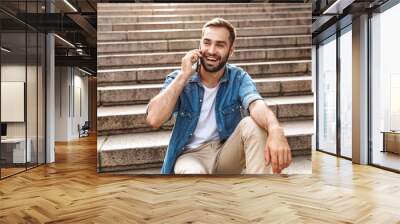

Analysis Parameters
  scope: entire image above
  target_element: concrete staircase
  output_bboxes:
[97,3,313,173]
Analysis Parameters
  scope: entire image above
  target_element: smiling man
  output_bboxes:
[146,18,292,175]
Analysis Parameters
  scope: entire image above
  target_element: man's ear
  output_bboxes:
[229,45,235,57]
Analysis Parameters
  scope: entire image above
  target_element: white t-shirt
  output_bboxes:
[185,83,220,149]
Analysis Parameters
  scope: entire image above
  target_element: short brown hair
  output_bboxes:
[202,18,236,46]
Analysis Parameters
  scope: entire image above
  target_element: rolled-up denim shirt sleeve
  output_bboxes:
[239,72,263,111]
[145,72,180,117]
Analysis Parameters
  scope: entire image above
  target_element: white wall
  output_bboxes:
[1,63,46,164]
[55,67,89,141]
[75,73,88,132]
[55,66,69,141]
[1,65,29,138]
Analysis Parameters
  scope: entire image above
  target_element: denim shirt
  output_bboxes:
[158,64,263,174]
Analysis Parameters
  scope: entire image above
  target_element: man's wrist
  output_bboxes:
[176,72,191,85]
[267,124,284,135]
[178,71,192,79]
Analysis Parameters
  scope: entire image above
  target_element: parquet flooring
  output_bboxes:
[0,135,399,223]
[1,167,26,178]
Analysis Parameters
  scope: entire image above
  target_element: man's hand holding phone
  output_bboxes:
[181,49,202,80]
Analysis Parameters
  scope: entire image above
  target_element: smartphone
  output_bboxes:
[192,59,200,73]
[191,45,202,73]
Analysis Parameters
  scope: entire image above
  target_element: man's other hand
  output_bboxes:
[264,126,292,174]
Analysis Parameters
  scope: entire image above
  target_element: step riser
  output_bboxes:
[98,18,311,32]
[98,116,173,136]
[100,146,166,169]
[98,6,312,16]
[99,135,312,170]
[98,12,311,24]
[97,103,313,136]
[98,48,311,68]
[98,3,311,10]
[98,35,311,54]
[98,26,310,42]
[98,116,174,136]
[97,79,312,106]
[98,62,311,85]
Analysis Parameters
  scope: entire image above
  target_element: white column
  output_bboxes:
[352,14,369,164]
[46,0,55,163]
[46,33,55,163]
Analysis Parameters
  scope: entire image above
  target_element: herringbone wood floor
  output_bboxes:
[0,135,399,223]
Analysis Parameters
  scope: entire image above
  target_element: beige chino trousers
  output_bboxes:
[174,117,272,174]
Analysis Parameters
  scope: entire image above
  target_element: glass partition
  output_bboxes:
[0,0,46,179]
[1,17,28,177]
[26,0,41,170]
[38,32,45,165]
[27,30,38,169]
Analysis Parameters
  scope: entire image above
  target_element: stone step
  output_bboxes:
[112,154,312,175]
[98,25,310,42]
[98,11,311,24]
[97,60,311,85]
[98,17,311,32]
[97,3,311,11]
[98,46,311,68]
[97,5,311,17]
[98,35,311,54]
[97,95,314,136]
[97,75,312,106]
[97,120,313,172]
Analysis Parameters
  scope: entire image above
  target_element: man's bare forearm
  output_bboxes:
[249,100,282,134]
[249,99,291,174]
[146,72,189,128]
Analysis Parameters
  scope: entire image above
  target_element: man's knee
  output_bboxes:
[174,156,208,174]
[239,116,266,138]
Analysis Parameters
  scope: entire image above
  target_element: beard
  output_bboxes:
[200,51,230,73]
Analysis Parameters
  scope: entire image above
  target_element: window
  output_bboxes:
[370,3,400,171]
[317,35,337,154]
[339,27,352,158]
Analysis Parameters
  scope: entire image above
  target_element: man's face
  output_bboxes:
[200,26,234,73]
